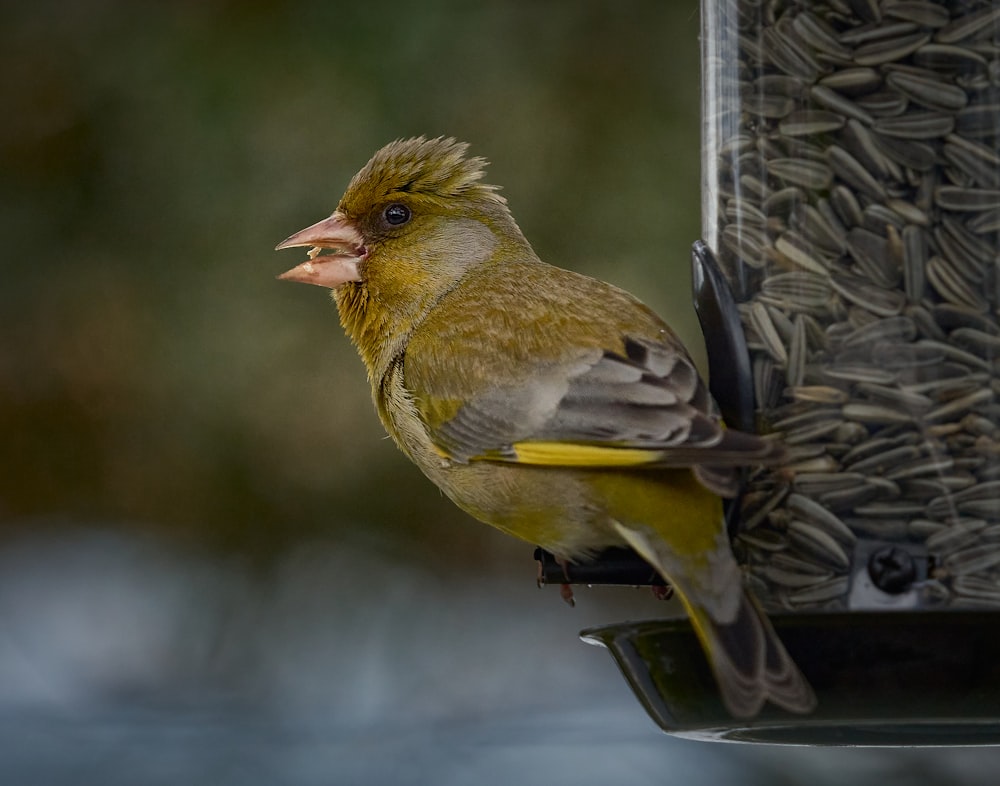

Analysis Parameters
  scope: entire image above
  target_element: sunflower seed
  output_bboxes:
[967,209,1000,234]
[887,199,931,227]
[935,186,1000,211]
[818,66,882,95]
[787,493,857,545]
[951,329,1000,360]
[952,576,1000,604]
[737,528,787,553]
[809,85,875,124]
[863,203,908,234]
[841,402,916,424]
[788,520,852,569]
[772,405,842,432]
[940,217,996,268]
[760,270,833,308]
[926,256,991,312]
[924,388,995,423]
[786,316,808,388]
[853,32,930,66]
[905,304,946,341]
[774,231,833,275]
[830,271,906,316]
[856,90,910,117]
[788,576,851,604]
[847,227,902,287]
[755,74,807,98]
[841,21,915,46]
[901,227,928,302]
[913,42,989,71]
[874,111,956,138]
[955,104,1000,138]
[945,132,1000,166]
[793,471,866,495]
[762,25,823,81]
[789,385,851,404]
[873,134,938,171]
[927,519,988,553]
[946,480,1000,504]
[742,485,790,530]
[934,6,1000,45]
[797,204,849,254]
[762,564,835,588]
[723,223,769,269]
[883,2,951,28]
[855,382,934,412]
[763,186,806,216]
[783,418,846,444]
[943,144,1000,189]
[933,304,999,334]
[794,10,852,56]
[826,145,888,200]
[768,157,836,190]
[749,93,798,119]
[958,499,1000,519]
[843,313,917,346]
[886,70,969,113]
[830,184,865,227]
[909,517,947,537]
[823,364,897,384]
[814,483,878,512]
[942,542,1000,575]
[779,110,847,137]
[739,173,771,200]
[772,550,839,576]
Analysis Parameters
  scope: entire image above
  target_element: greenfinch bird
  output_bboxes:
[276,137,815,718]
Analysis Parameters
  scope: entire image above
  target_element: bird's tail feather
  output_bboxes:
[681,590,816,718]
[612,521,815,718]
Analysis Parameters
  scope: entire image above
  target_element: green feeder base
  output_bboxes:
[582,611,1000,746]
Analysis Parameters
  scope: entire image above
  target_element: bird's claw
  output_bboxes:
[651,584,674,601]
[560,583,576,607]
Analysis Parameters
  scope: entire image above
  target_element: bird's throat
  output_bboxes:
[335,282,412,383]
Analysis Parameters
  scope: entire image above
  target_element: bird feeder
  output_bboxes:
[558,0,1000,744]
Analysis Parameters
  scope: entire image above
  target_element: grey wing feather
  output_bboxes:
[431,336,780,482]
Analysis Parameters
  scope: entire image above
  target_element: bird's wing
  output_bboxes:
[414,335,778,495]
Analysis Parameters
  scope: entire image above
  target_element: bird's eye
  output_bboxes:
[384,203,411,226]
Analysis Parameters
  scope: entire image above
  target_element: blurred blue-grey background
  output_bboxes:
[2,1,1000,782]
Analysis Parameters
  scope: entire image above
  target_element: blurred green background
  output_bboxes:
[6,3,1000,782]
[0,0,703,566]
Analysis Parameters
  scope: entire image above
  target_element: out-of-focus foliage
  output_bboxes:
[5,5,1000,782]
[0,0,702,564]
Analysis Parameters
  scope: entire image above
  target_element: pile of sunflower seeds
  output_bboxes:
[706,0,1000,610]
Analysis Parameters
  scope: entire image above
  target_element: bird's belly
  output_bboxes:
[430,460,626,559]
[427,459,726,566]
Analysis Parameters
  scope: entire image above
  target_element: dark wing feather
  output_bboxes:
[426,335,781,496]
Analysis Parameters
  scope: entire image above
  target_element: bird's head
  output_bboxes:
[276,137,526,301]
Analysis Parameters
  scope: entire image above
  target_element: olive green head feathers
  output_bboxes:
[340,136,506,217]
[275,136,528,295]
[275,137,534,370]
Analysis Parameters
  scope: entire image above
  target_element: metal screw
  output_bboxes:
[868,545,916,594]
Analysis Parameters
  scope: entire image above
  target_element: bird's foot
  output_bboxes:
[559,582,576,607]
[555,555,576,607]
[651,583,674,601]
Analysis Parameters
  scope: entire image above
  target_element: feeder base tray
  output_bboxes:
[582,611,1000,746]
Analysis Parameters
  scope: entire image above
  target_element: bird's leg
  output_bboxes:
[555,556,576,607]
[651,583,674,601]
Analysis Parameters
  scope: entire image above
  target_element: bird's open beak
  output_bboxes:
[275,211,367,289]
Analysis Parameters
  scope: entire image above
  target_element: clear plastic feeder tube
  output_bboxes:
[701,0,1000,612]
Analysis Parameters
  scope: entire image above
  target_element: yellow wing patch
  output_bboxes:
[500,441,664,467]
